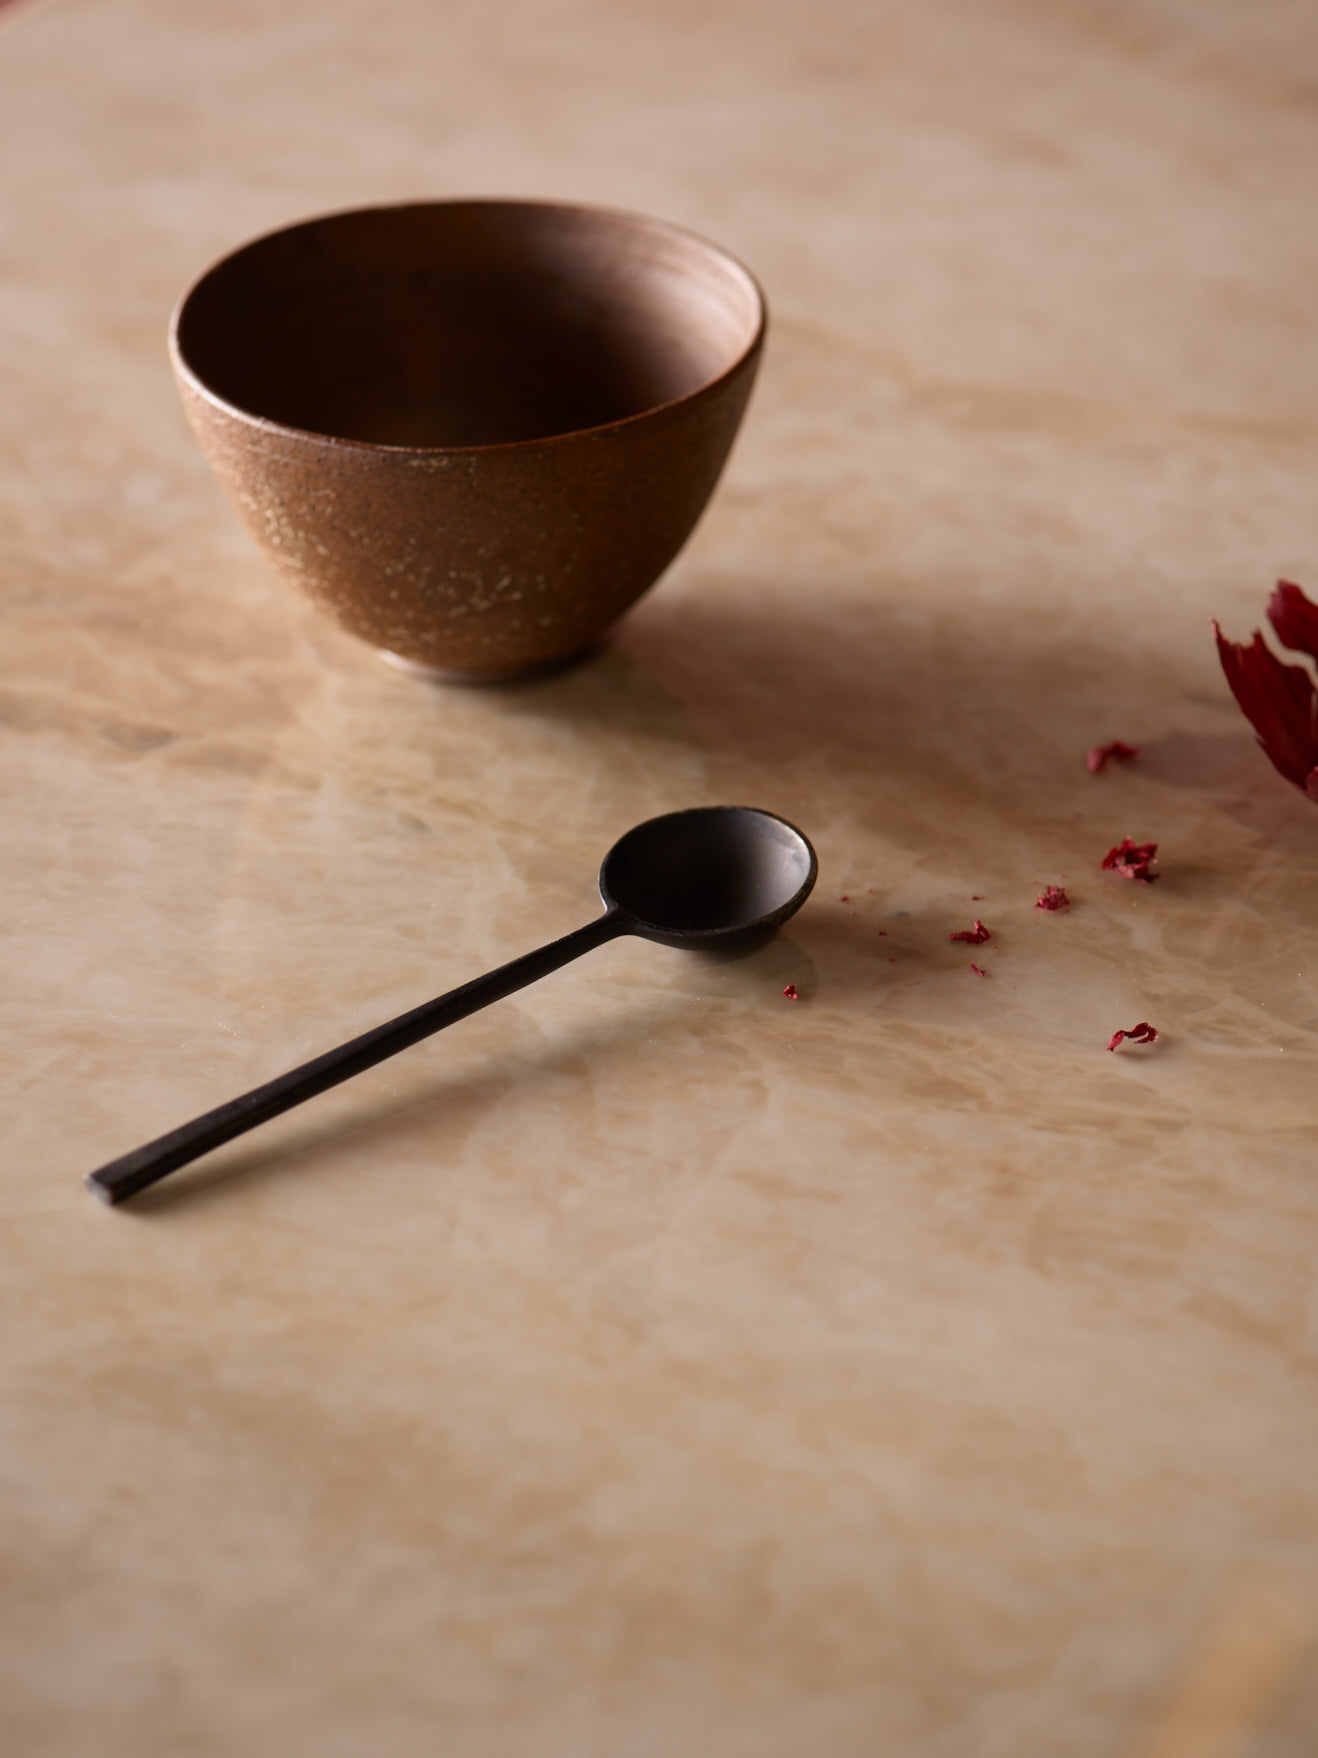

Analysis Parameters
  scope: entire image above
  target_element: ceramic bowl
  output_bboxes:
[169,199,766,678]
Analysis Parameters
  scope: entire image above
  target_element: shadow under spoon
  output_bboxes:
[85,805,817,1206]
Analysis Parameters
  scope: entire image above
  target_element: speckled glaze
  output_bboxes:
[169,200,765,678]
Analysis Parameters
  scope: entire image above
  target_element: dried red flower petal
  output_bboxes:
[1215,582,1318,801]
[949,919,991,944]
[1035,884,1070,911]
[969,962,987,977]
[782,983,800,1001]
[1102,838,1159,882]
[1107,1021,1158,1051]
[1269,579,1318,665]
[1087,740,1140,774]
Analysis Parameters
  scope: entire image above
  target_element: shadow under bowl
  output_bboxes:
[170,199,766,678]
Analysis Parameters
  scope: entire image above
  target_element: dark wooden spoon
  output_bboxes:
[86,806,817,1205]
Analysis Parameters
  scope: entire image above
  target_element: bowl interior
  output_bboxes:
[173,201,763,449]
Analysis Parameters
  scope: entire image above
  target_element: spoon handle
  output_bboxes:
[86,911,625,1206]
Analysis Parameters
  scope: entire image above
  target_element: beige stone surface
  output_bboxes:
[3,0,1318,1752]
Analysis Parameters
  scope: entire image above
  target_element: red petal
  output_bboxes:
[1087,741,1140,774]
[949,919,991,944]
[1035,884,1070,911]
[782,983,800,1001]
[1268,580,1318,666]
[1108,1021,1158,1051]
[1101,839,1159,882]
[1214,621,1318,794]
[969,962,987,976]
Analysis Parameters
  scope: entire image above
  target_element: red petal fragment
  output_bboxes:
[1107,1021,1159,1051]
[969,962,987,977]
[949,919,991,944]
[840,894,850,902]
[782,983,800,1001]
[1268,580,1318,666]
[1087,740,1140,774]
[1214,620,1318,795]
[1036,884,1070,911]
[1101,837,1159,882]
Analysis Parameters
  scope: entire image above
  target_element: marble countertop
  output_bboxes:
[3,0,1317,1751]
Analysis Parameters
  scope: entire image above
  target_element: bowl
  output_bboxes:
[169,199,766,678]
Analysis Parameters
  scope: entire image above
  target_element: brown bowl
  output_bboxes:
[169,199,766,679]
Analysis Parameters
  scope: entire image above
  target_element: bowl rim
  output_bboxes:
[168,195,768,457]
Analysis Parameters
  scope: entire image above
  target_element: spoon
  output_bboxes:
[85,806,817,1206]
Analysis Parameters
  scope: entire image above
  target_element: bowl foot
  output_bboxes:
[378,640,604,686]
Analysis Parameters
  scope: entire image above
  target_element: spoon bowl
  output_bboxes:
[86,807,817,1205]
[601,805,816,945]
